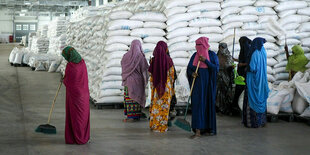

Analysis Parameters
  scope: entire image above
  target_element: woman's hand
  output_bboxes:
[199,56,206,62]
[192,72,199,78]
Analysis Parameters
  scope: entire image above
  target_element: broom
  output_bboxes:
[35,81,62,134]
[174,61,201,132]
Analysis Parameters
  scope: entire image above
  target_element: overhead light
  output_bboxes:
[20,13,25,16]
[21,9,28,12]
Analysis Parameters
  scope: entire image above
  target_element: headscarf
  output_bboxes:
[239,36,252,64]
[218,42,233,65]
[247,37,266,72]
[286,45,309,72]
[148,41,174,98]
[121,40,149,106]
[62,46,82,63]
[246,37,269,113]
[121,40,148,82]
[193,37,210,68]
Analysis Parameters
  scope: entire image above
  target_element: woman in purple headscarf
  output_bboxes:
[121,40,149,122]
[148,41,176,132]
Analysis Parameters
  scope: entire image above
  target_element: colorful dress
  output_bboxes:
[149,67,175,132]
[124,86,142,119]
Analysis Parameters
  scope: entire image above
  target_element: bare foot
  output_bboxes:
[190,134,201,139]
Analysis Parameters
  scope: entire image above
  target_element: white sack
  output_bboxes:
[187,2,221,12]
[164,0,201,9]
[221,7,242,19]
[200,27,223,34]
[275,1,308,12]
[108,20,143,30]
[254,1,278,7]
[173,58,190,67]
[222,15,258,24]
[240,6,276,15]
[96,96,123,103]
[298,22,310,32]
[221,0,255,8]
[104,43,129,52]
[199,11,221,19]
[100,89,123,98]
[188,34,224,43]
[222,22,243,31]
[130,12,167,22]
[278,15,310,26]
[143,37,167,44]
[166,27,199,39]
[130,28,166,37]
[105,36,142,45]
[267,58,278,66]
[101,81,122,89]
[167,22,189,32]
[167,36,189,46]
[103,67,122,76]
[164,7,188,17]
[107,30,131,37]
[189,18,221,27]
[297,7,310,16]
[167,12,201,26]
[143,22,167,29]
[109,11,133,20]
[292,91,308,114]
[170,42,195,52]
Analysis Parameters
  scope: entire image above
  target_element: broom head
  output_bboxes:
[174,118,191,132]
[35,124,56,134]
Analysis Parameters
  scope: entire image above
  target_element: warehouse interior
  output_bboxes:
[1,0,310,154]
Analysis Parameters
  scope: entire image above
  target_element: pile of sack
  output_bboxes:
[30,36,49,54]
[267,70,310,117]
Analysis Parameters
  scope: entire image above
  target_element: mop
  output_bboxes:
[35,81,62,134]
[174,61,201,132]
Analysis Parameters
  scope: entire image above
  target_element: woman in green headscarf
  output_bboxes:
[62,46,90,144]
[285,44,309,80]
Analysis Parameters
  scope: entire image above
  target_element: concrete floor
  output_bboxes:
[0,44,310,155]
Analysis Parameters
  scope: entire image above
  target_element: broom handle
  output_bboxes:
[232,27,236,59]
[184,61,201,119]
[47,81,62,124]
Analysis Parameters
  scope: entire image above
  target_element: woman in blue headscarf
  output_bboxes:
[243,37,269,128]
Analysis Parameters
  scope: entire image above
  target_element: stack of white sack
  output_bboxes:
[98,8,140,104]
[273,0,310,84]
[28,32,36,51]
[221,0,257,58]
[130,11,167,61]
[47,17,67,57]
[48,34,67,56]
[163,0,203,73]
[66,7,110,101]
[48,17,67,38]
[297,2,310,60]
[39,25,48,37]
[22,47,31,65]
[267,70,310,116]
[31,36,49,54]
[244,1,279,83]
[28,53,60,71]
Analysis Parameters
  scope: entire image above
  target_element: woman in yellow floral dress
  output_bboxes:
[148,41,175,132]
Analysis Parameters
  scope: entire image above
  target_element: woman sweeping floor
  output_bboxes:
[187,37,219,138]
[121,40,149,122]
[62,46,90,144]
[242,37,269,128]
[148,41,176,132]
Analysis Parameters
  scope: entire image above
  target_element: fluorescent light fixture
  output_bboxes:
[21,9,28,12]
[24,1,31,5]
[20,13,25,16]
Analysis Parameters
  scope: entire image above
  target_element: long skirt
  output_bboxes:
[124,86,141,119]
[216,69,234,114]
[242,88,267,128]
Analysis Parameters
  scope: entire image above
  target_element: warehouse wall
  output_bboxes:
[0,9,13,34]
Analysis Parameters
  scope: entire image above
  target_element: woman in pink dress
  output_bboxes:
[62,46,90,144]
